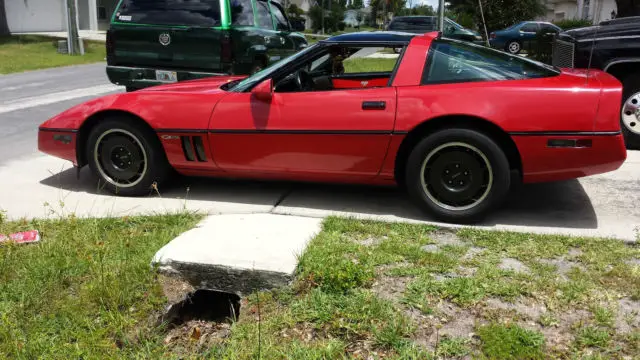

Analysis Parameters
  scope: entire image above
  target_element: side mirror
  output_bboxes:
[251,78,273,102]
[291,19,305,32]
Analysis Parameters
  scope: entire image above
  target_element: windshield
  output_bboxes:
[230,43,320,92]
[445,18,463,29]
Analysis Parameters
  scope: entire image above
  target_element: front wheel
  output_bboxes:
[404,129,511,223]
[620,72,640,150]
[86,119,171,196]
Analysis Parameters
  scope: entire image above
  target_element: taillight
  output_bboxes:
[221,34,232,63]
[490,33,496,39]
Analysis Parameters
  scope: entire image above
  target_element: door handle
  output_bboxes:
[362,101,386,110]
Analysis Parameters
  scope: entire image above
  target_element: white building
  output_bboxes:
[5,0,118,33]
[543,0,618,24]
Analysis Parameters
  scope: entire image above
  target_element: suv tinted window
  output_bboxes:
[256,0,273,29]
[422,39,558,84]
[231,0,254,26]
[270,2,289,31]
[116,0,221,27]
[388,17,436,31]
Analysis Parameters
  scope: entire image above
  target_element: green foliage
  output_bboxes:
[286,3,305,20]
[553,18,593,30]
[308,1,346,33]
[447,0,545,33]
[477,323,546,359]
[348,0,364,9]
[576,326,611,348]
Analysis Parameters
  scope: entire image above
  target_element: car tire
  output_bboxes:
[506,40,521,54]
[86,118,171,196]
[620,72,640,150]
[404,128,511,224]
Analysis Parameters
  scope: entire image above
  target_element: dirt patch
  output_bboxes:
[159,274,195,304]
[359,237,383,246]
[372,274,412,302]
[498,258,530,274]
[568,248,583,257]
[462,247,485,260]
[484,298,547,322]
[624,258,640,267]
[616,297,640,334]
[538,257,585,280]
[162,319,231,351]
[430,231,465,247]
[421,244,440,253]
[538,309,590,353]
[410,300,479,351]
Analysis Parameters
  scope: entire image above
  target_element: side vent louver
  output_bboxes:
[180,136,207,162]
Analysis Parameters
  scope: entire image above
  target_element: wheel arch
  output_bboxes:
[393,115,523,185]
[76,110,158,167]
[603,59,640,81]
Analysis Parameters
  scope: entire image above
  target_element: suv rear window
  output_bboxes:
[388,17,436,31]
[115,0,222,27]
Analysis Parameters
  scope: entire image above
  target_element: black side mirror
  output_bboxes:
[291,19,305,32]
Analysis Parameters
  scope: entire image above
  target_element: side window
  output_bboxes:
[342,47,399,74]
[270,2,290,31]
[421,40,558,85]
[256,0,273,29]
[230,0,254,26]
[115,0,221,27]
[520,22,539,32]
[540,23,560,33]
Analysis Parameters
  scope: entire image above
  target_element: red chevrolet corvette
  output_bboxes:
[38,31,627,223]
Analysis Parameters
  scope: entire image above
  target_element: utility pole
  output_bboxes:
[66,0,84,55]
[437,0,444,31]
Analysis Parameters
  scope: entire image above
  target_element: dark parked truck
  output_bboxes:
[106,0,307,92]
[552,16,640,149]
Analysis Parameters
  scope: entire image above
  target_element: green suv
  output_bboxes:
[106,0,307,91]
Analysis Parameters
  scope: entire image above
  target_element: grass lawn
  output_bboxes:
[0,35,106,74]
[1,214,638,359]
[343,57,398,73]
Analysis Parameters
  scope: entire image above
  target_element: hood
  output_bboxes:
[142,75,247,94]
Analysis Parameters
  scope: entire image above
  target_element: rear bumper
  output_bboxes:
[106,66,227,90]
[38,128,78,165]
[514,133,627,183]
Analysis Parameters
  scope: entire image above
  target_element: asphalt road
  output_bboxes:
[0,63,122,164]
[0,63,638,242]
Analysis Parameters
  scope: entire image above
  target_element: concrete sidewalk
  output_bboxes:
[15,30,107,42]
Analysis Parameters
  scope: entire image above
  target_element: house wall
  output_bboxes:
[5,0,66,32]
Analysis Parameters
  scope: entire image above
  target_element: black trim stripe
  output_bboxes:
[39,128,78,133]
[509,131,621,136]
[156,129,207,134]
[156,128,410,135]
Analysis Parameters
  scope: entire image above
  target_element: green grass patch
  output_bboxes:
[0,35,106,74]
[476,323,545,359]
[575,326,611,348]
[343,57,398,73]
[0,213,201,359]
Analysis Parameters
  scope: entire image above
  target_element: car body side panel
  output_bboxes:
[393,76,603,133]
[208,87,397,179]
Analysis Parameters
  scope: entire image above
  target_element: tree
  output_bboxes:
[615,0,640,17]
[348,0,364,9]
[1,0,11,36]
[448,0,545,33]
[287,3,305,20]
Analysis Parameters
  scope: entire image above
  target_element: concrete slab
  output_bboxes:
[0,155,288,220]
[152,213,323,295]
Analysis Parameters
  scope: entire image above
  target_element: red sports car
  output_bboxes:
[38,31,627,223]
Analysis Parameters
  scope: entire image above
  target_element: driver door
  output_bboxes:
[209,86,396,180]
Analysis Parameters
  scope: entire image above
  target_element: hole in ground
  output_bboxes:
[161,289,241,328]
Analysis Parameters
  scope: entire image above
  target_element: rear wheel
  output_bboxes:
[506,40,521,54]
[620,72,640,150]
[404,128,511,223]
[86,118,171,196]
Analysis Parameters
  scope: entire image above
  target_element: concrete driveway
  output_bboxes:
[0,151,638,242]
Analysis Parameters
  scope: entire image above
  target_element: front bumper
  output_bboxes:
[514,133,627,183]
[38,128,78,165]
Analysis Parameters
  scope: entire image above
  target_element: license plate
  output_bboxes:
[155,70,177,82]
